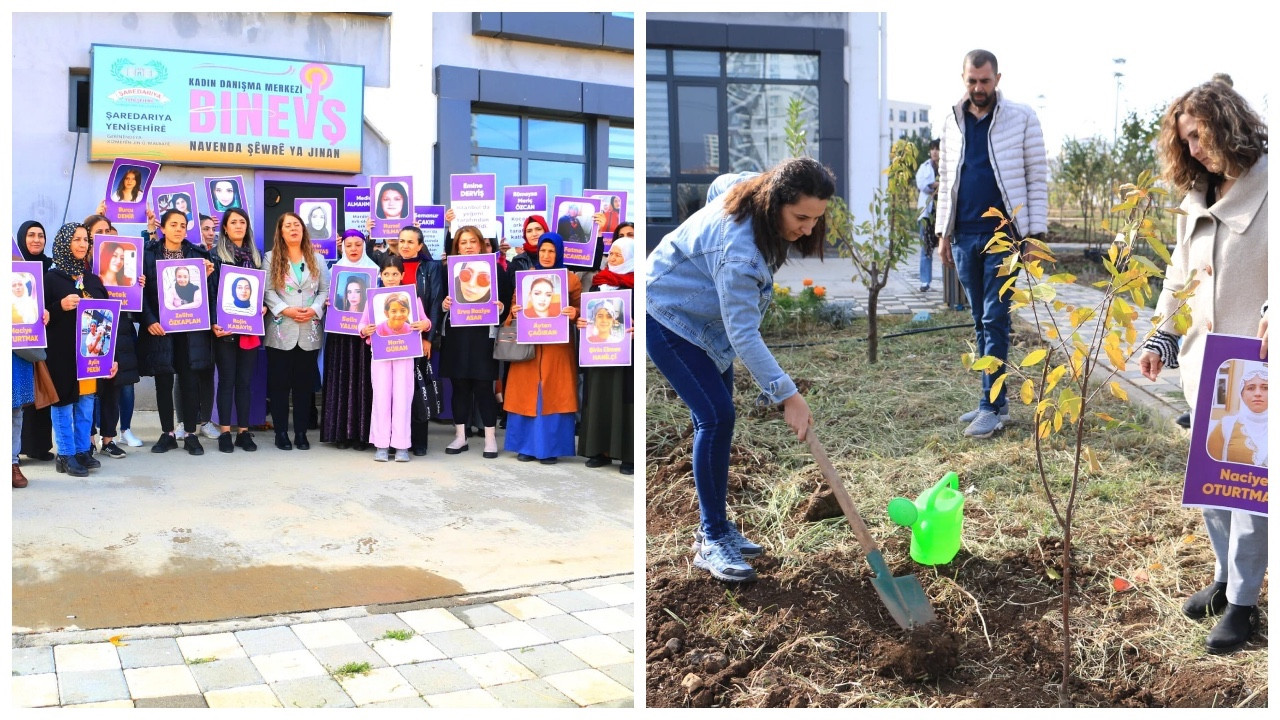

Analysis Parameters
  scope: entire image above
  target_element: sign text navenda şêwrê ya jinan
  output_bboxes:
[89,44,364,173]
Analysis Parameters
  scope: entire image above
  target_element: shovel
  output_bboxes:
[806,430,936,630]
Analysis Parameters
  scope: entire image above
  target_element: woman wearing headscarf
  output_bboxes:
[503,232,581,464]
[138,209,216,456]
[44,223,115,477]
[209,207,262,453]
[577,225,635,474]
[17,220,55,463]
[321,229,378,450]
[1139,79,1268,654]
[439,225,512,458]
[1208,363,1267,467]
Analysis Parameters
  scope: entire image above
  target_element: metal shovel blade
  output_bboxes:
[866,549,936,630]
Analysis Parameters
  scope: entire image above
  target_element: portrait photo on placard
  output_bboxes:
[584,297,626,344]
[163,264,204,310]
[373,181,410,220]
[208,177,244,213]
[334,271,372,314]
[300,201,335,241]
[12,271,40,325]
[372,290,416,337]
[1206,359,1268,469]
[96,238,140,288]
[110,165,149,203]
[452,258,495,305]
[521,273,562,319]
[220,272,261,317]
[79,307,115,358]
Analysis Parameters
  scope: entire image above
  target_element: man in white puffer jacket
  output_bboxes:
[937,49,1047,439]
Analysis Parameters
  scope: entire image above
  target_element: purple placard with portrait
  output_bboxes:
[94,236,145,312]
[366,286,424,362]
[578,290,632,367]
[515,268,569,344]
[502,184,548,252]
[415,205,448,259]
[204,175,247,225]
[157,258,211,333]
[103,158,161,225]
[295,198,339,260]
[369,175,414,239]
[11,261,47,349]
[326,266,378,336]
[447,254,500,327]
[344,187,371,236]
[151,182,202,245]
[13,236,26,260]
[1183,333,1268,516]
[551,195,602,268]
[76,298,122,380]
[450,174,499,240]
[583,189,629,234]
[215,267,266,337]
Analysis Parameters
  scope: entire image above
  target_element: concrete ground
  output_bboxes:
[13,413,635,635]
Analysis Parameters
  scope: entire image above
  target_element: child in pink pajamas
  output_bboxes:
[361,255,431,462]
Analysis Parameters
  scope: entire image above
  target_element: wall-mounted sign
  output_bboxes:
[90,44,364,172]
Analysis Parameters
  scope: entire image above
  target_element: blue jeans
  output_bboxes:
[952,231,1013,412]
[119,382,135,431]
[51,394,96,457]
[647,319,736,544]
[918,218,934,288]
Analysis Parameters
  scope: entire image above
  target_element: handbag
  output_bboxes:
[411,357,442,423]
[33,360,59,409]
[493,325,534,362]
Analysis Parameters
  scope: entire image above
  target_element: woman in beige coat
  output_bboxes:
[264,212,330,451]
[1139,79,1267,655]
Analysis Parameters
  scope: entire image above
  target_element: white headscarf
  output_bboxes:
[334,230,379,270]
[596,236,635,291]
[1233,361,1268,466]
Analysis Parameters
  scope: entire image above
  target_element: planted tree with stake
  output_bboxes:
[964,172,1195,706]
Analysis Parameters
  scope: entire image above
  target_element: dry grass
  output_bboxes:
[646,311,1267,706]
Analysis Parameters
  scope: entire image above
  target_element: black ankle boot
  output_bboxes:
[1206,603,1258,655]
[56,454,89,478]
[275,431,293,450]
[76,451,101,470]
[1182,580,1229,620]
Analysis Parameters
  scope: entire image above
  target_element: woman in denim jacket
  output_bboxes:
[647,157,835,582]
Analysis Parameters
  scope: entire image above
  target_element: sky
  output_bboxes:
[883,4,1271,157]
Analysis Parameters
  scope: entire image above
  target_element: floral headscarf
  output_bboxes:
[51,222,89,277]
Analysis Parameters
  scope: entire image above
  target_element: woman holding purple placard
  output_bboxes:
[17,220,56,465]
[209,207,263,453]
[263,212,329,452]
[83,212,135,460]
[138,209,216,456]
[578,227,635,475]
[440,225,511,459]
[321,229,379,451]
[503,232,580,464]
[1139,79,1268,655]
[44,223,114,477]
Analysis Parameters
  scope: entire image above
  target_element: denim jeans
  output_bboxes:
[951,231,1014,412]
[119,382,135,432]
[11,408,21,464]
[647,319,736,544]
[918,218,935,288]
[51,394,96,457]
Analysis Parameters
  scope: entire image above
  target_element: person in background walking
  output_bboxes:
[916,139,940,293]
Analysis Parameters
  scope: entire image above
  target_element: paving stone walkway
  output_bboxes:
[12,574,635,708]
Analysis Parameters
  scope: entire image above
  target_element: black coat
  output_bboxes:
[112,314,141,385]
[43,267,108,406]
[136,240,214,375]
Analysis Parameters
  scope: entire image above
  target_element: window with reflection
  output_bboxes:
[646,48,820,225]
[470,112,587,197]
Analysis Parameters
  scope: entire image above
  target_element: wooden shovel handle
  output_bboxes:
[806,431,879,556]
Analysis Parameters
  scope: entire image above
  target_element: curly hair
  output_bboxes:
[1158,81,1268,193]
[721,156,836,269]
[268,212,320,290]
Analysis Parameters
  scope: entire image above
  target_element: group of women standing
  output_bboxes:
[15,200,636,484]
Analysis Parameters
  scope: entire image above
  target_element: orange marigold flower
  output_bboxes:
[813,286,826,297]
[802,278,814,287]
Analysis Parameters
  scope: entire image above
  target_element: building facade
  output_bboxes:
[645,12,886,250]
[11,11,633,254]
[887,100,932,141]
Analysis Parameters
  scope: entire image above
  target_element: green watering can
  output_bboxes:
[887,472,964,566]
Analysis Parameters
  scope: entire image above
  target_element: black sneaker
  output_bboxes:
[1206,603,1259,655]
[1182,581,1229,620]
[235,432,257,452]
[76,451,102,470]
[184,434,204,456]
[1176,412,1191,429]
[151,433,178,453]
[218,432,234,453]
[620,462,634,475]
[517,453,536,462]
[101,441,127,459]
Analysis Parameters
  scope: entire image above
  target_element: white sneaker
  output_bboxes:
[121,429,144,447]
[175,427,188,440]
[200,422,221,439]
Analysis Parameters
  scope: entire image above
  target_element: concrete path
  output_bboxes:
[773,246,1188,420]
[12,574,634,708]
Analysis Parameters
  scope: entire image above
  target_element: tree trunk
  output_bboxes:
[866,287,880,364]
[1059,528,1074,707]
